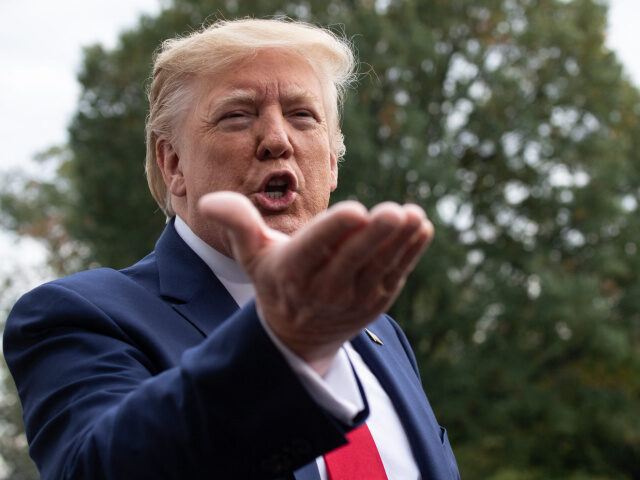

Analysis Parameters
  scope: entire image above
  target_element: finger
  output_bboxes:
[198,191,286,267]
[381,216,434,292]
[321,202,408,289]
[282,200,369,278]
[354,204,426,294]
[369,204,426,263]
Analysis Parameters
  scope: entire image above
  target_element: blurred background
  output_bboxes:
[1,0,639,478]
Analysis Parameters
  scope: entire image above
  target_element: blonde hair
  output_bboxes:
[145,18,357,217]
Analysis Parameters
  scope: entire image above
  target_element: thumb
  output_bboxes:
[198,191,285,268]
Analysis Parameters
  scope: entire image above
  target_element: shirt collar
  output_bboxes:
[174,215,254,307]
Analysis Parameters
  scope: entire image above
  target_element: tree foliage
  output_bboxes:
[2,0,640,478]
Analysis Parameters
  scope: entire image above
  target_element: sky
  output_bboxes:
[0,0,639,299]
[0,0,163,304]
[0,0,163,174]
[607,0,640,84]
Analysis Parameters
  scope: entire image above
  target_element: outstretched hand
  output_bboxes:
[199,192,434,375]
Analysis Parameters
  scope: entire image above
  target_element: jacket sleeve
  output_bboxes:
[3,279,352,480]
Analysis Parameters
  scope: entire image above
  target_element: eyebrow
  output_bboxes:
[208,86,323,113]
[281,86,322,105]
[207,89,257,114]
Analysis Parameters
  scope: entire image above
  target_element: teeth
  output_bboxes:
[267,178,287,187]
[265,191,284,199]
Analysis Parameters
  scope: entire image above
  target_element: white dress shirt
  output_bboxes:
[174,216,420,479]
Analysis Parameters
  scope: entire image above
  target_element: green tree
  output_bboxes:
[0,263,44,479]
[0,359,39,480]
[2,0,640,478]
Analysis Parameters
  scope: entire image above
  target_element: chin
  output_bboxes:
[264,213,308,236]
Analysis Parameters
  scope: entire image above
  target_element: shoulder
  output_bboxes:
[62,251,159,295]
[4,253,160,345]
[14,251,157,307]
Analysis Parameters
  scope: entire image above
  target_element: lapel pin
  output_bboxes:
[365,328,383,345]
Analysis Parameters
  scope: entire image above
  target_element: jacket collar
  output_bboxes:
[154,217,239,337]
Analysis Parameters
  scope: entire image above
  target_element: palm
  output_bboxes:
[199,191,433,373]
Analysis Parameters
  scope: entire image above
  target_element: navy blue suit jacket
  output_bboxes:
[4,219,460,480]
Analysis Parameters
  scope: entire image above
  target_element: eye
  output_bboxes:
[223,112,248,119]
[288,110,318,124]
[215,111,253,130]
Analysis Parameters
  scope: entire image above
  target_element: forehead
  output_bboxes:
[195,50,327,107]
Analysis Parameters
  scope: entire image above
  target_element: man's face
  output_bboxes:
[162,49,338,253]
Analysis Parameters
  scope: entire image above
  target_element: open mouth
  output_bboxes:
[255,171,297,210]
[264,176,289,199]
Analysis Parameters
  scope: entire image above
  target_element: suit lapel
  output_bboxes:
[154,218,239,336]
[352,322,453,480]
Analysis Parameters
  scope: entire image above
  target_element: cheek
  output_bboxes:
[304,174,332,214]
[208,136,254,176]
[300,135,333,180]
[193,145,241,189]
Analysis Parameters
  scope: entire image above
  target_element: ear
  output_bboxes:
[329,151,338,192]
[156,137,186,197]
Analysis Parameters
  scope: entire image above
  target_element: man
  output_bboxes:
[4,18,460,480]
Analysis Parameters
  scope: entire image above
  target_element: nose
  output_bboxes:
[255,110,293,160]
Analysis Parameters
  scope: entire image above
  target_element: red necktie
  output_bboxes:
[323,423,389,479]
